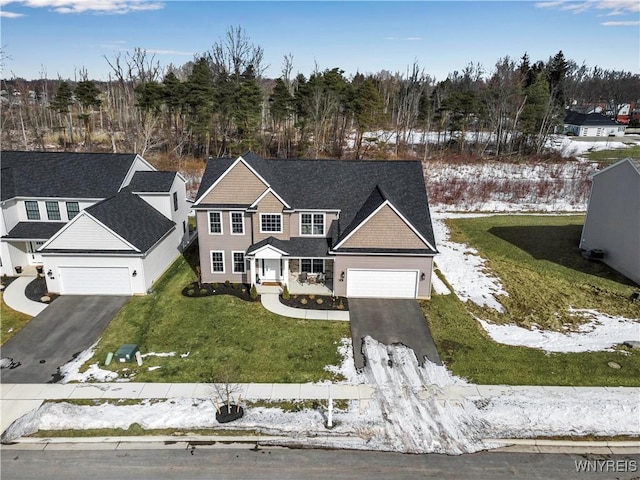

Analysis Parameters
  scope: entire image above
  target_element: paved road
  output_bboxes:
[0,296,128,383]
[2,447,639,480]
[349,298,442,369]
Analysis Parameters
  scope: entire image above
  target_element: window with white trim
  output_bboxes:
[46,201,61,220]
[232,251,246,273]
[300,213,324,236]
[209,211,222,234]
[25,201,40,220]
[230,212,244,235]
[66,202,80,220]
[210,251,225,273]
[260,213,282,233]
[301,259,324,274]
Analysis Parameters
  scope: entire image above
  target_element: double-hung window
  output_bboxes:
[210,251,225,273]
[301,259,324,274]
[232,252,246,273]
[260,214,282,233]
[66,202,80,220]
[46,201,61,220]
[300,213,324,236]
[209,211,222,234]
[25,201,40,220]
[230,212,244,235]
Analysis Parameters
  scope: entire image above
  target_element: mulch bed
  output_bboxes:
[280,294,348,311]
[181,282,257,301]
[25,276,60,304]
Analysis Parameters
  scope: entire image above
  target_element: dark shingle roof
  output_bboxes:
[2,222,65,240]
[564,110,620,126]
[126,171,177,193]
[246,237,331,257]
[1,151,139,201]
[85,192,175,252]
[198,153,437,254]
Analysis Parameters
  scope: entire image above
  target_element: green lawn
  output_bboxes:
[582,144,640,163]
[86,252,350,383]
[423,215,640,386]
[1,293,32,345]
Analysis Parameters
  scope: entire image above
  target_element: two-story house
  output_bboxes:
[193,152,437,299]
[1,151,191,295]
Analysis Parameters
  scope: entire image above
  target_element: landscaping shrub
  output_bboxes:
[250,284,258,300]
[282,285,290,300]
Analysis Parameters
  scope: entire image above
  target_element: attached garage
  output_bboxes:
[346,269,419,299]
[59,266,132,295]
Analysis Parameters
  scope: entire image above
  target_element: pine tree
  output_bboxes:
[50,81,73,146]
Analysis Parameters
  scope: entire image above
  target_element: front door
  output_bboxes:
[262,259,280,282]
[26,241,45,265]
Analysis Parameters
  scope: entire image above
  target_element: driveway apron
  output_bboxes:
[1,296,128,383]
[348,298,442,369]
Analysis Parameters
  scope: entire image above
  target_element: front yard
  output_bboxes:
[424,215,640,386]
[84,249,350,383]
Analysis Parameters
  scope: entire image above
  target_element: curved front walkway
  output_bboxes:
[3,276,48,317]
[261,294,349,321]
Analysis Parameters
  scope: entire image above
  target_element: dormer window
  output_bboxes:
[300,213,324,236]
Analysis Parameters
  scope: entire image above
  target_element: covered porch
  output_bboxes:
[247,238,335,296]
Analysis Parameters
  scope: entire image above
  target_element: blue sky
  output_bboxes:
[1,1,639,81]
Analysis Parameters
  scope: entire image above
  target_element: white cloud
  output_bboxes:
[0,9,23,16]
[535,0,639,15]
[601,20,640,26]
[2,0,164,15]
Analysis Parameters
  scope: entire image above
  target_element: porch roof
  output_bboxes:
[2,221,66,241]
[246,236,331,258]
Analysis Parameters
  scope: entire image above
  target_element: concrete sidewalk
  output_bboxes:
[3,276,48,317]
[261,294,349,321]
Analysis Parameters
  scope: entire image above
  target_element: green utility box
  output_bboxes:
[115,344,139,363]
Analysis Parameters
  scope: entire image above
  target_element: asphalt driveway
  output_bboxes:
[1,296,128,383]
[348,298,442,369]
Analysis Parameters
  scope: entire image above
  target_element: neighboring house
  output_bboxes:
[564,110,626,137]
[580,158,640,285]
[1,151,191,295]
[192,152,437,299]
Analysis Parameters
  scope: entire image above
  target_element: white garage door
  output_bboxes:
[346,269,418,298]
[59,267,132,295]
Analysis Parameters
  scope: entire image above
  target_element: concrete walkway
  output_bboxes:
[261,293,349,321]
[2,276,48,317]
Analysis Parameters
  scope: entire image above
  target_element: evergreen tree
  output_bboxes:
[74,79,102,147]
[185,57,214,156]
[50,81,73,146]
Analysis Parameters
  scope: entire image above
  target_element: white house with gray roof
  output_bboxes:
[580,158,640,285]
[193,152,437,299]
[1,151,190,295]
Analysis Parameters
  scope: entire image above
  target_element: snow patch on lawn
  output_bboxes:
[58,342,118,384]
[478,309,640,353]
[431,212,507,311]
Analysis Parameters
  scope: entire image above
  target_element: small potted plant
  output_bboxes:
[36,265,44,274]
[14,266,22,274]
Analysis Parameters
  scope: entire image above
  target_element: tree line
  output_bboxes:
[2,26,638,161]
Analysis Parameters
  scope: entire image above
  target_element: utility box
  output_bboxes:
[115,344,139,363]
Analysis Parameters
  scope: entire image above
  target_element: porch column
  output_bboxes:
[283,258,289,288]
[249,257,256,286]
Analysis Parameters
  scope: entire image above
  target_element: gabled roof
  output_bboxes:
[126,171,177,193]
[1,151,141,201]
[592,157,640,178]
[564,110,620,127]
[84,192,175,252]
[198,153,437,254]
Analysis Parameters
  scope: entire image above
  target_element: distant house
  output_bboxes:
[192,152,438,299]
[1,151,191,295]
[564,110,626,137]
[580,158,640,285]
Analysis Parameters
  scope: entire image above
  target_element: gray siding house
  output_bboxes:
[580,158,640,285]
[193,153,438,299]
